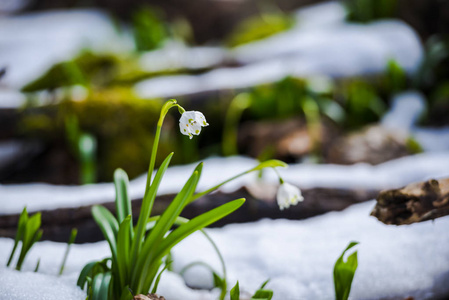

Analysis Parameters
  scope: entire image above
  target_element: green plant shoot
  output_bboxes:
[333,241,359,300]
[59,228,78,275]
[6,207,43,271]
[78,99,287,300]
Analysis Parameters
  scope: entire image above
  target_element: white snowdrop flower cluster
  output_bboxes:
[277,182,304,210]
[179,111,209,139]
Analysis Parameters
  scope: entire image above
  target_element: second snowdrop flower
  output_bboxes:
[277,182,304,210]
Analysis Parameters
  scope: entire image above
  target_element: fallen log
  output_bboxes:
[371,178,449,225]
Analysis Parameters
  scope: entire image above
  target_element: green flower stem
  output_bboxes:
[273,168,284,184]
[202,230,227,300]
[147,100,178,186]
[189,159,287,202]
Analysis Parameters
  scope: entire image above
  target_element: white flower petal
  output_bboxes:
[194,111,209,127]
[276,182,303,210]
[179,110,209,138]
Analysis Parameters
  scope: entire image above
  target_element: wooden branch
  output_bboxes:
[371,178,449,225]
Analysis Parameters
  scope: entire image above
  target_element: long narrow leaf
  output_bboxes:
[23,213,41,252]
[252,289,273,300]
[116,216,132,290]
[334,241,359,300]
[92,206,119,262]
[156,198,244,261]
[230,281,240,300]
[98,272,112,300]
[151,261,171,294]
[16,212,41,270]
[77,261,98,289]
[7,208,28,267]
[59,228,78,275]
[114,169,132,225]
[91,273,104,300]
[143,198,244,289]
[134,166,201,292]
[130,153,173,270]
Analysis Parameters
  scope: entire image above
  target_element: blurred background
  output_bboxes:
[1,0,449,186]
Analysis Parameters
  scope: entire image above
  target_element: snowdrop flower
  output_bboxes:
[277,182,304,210]
[179,111,209,139]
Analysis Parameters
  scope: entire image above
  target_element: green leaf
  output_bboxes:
[259,279,270,290]
[156,198,245,260]
[116,216,132,289]
[252,289,273,300]
[78,261,98,289]
[151,261,171,294]
[7,208,28,267]
[190,159,286,202]
[130,152,173,270]
[16,212,41,270]
[213,272,223,288]
[142,198,244,293]
[34,258,41,272]
[59,228,77,275]
[114,169,132,225]
[251,159,287,171]
[334,241,359,300]
[91,273,104,300]
[98,272,112,300]
[134,166,201,292]
[91,272,111,300]
[230,281,240,300]
[23,213,41,251]
[92,206,119,264]
[119,287,133,300]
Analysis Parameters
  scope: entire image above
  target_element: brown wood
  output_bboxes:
[371,178,449,225]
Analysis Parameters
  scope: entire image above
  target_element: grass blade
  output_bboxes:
[16,212,41,270]
[117,216,132,290]
[157,199,245,259]
[150,261,171,294]
[144,198,244,290]
[130,153,173,270]
[77,261,97,289]
[134,166,201,292]
[59,228,78,275]
[230,281,240,300]
[34,258,41,272]
[334,241,359,300]
[114,169,132,225]
[7,208,28,267]
[92,206,119,263]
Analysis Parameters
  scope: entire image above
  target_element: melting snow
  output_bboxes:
[1,201,448,299]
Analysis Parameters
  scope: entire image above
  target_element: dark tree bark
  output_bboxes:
[371,178,449,225]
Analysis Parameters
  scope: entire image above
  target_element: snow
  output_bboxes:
[381,91,449,153]
[135,3,422,99]
[1,201,448,300]
[1,152,449,216]
[139,41,227,73]
[0,268,86,300]
[0,9,132,89]
[0,2,422,100]
[381,91,426,131]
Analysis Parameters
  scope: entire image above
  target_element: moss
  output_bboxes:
[345,0,398,23]
[405,136,424,154]
[19,87,184,182]
[226,13,294,48]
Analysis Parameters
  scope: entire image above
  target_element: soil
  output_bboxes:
[0,184,378,243]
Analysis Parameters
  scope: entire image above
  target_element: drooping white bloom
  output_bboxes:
[276,182,304,210]
[179,111,209,139]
